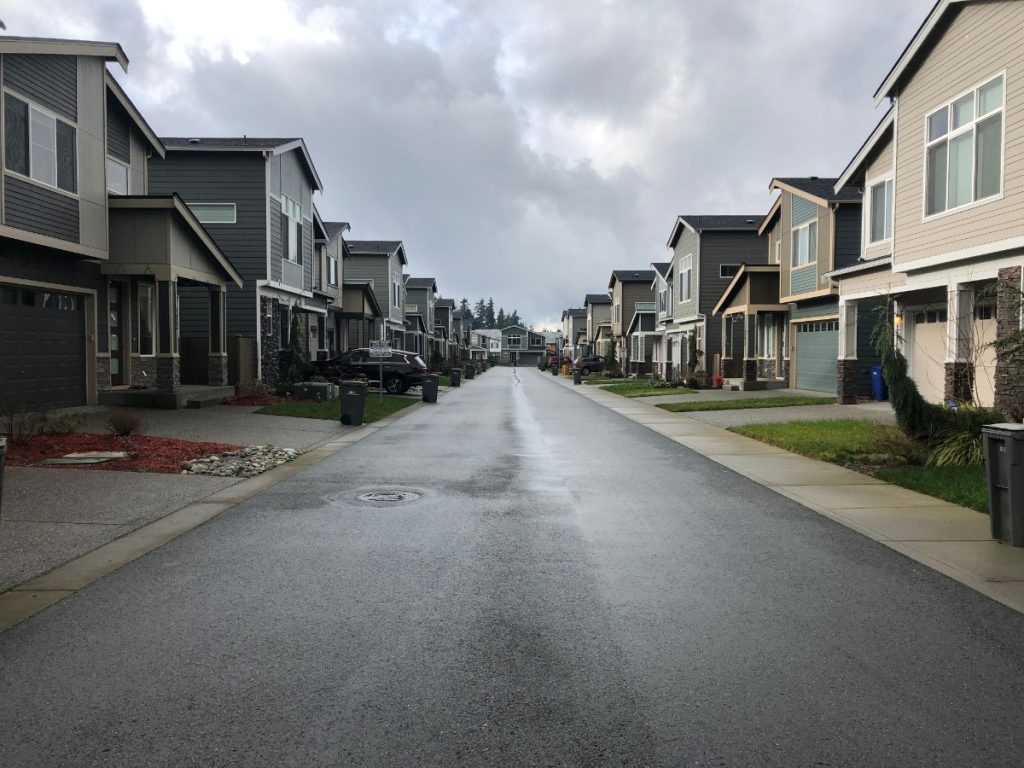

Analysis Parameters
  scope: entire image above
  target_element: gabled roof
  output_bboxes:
[770,177,862,206]
[666,215,762,248]
[608,270,656,288]
[452,308,471,319]
[323,221,351,240]
[406,277,437,292]
[757,196,783,236]
[161,136,324,191]
[347,240,408,265]
[312,206,328,241]
[0,36,128,70]
[564,308,587,318]
[835,108,895,192]
[105,73,164,158]
[584,293,612,306]
[651,262,672,278]
[436,298,456,308]
[341,280,383,318]
[500,324,529,333]
[712,264,780,315]
[874,0,971,103]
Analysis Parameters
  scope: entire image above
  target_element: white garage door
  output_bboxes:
[910,310,947,405]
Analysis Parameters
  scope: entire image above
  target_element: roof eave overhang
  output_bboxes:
[835,108,896,191]
[0,37,128,71]
[757,196,783,235]
[873,0,961,104]
[104,72,165,158]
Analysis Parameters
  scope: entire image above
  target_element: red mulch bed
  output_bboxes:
[5,433,241,473]
[222,394,285,406]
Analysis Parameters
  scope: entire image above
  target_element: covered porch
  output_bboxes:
[99,195,243,408]
[339,281,383,352]
[713,265,789,390]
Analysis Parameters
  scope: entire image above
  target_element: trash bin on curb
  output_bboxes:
[339,380,368,426]
[982,423,1024,546]
[550,363,558,375]
[0,436,6,519]
[573,369,582,385]
[422,374,439,403]
[870,365,888,401]
[449,368,461,387]
[464,364,475,380]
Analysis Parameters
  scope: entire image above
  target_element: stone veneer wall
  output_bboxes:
[209,354,229,386]
[260,297,282,388]
[131,355,157,388]
[756,359,778,380]
[742,359,757,382]
[96,356,111,390]
[155,356,180,392]
[837,359,858,404]
[944,362,973,405]
[721,358,735,378]
[995,265,1024,418]
[781,359,791,385]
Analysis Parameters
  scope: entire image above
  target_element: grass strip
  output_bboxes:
[874,465,988,513]
[258,395,418,424]
[657,396,835,412]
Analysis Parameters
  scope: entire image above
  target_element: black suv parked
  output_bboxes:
[312,349,428,394]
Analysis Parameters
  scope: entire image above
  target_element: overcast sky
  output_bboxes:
[7,0,933,329]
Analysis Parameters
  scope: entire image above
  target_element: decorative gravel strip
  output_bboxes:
[181,445,300,477]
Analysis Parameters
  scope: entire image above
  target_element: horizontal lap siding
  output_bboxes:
[701,231,768,360]
[792,196,817,226]
[791,266,816,294]
[854,298,887,396]
[672,227,701,323]
[105,99,130,163]
[148,152,267,338]
[4,176,79,241]
[894,2,1024,266]
[3,54,77,120]
[833,204,862,270]
[178,284,208,337]
[344,256,389,316]
[303,220,313,291]
[269,198,282,283]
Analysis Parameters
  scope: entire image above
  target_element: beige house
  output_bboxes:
[584,293,612,357]
[832,0,1023,412]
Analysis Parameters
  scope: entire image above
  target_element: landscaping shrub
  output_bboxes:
[38,411,87,436]
[107,409,142,437]
[683,375,700,390]
[927,404,1003,466]
[0,402,43,445]
[874,426,929,466]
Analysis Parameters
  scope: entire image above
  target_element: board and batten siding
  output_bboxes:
[893,1,1024,268]
[862,133,895,262]
[147,151,267,338]
[700,230,769,361]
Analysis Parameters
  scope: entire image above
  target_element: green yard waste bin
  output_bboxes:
[983,423,1024,546]
[339,380,368,426]
[422,374,439,403]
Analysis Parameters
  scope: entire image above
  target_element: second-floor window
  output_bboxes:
[614,303,621,323]
[107,158,129,195]
[328,255,338,286]
[507,334,522,349]
[925,74,1004,216]
[281,196,302,263]
[189,202,236,224]
[720,264,739,279]
[680,255,693,300]
[772,227,781,264]
[4,94,77,194]
[868,177,894,243]
[793,221,817,267]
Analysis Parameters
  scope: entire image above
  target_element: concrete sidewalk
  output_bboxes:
[552,370,1024,615]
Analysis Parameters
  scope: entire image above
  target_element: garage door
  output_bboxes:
[909,309,947,405]
[0,285,87,409]
[795,319,839,393]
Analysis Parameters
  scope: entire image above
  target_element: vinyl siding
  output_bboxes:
[4,175,80,241]
[852,297,887,396]
[700,230,770,361]
[147,151,267,338]
[302,220,313,291]
[791,266,817,295]
[105,98,130,163]
[269,198,282,282]
[779,190,835,301]
[893,1,1024,268]
[792,195,817,227]
[3,53,77,121]
[863,133,895,262]
[833,204,862,270]
[671,226,701,322]
[790,298,839,320]
[345,255,390,316]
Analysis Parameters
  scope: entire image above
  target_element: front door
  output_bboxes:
[109,282,125,386]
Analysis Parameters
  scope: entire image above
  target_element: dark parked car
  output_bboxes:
[313,349,428,394]
[573,355,604,375]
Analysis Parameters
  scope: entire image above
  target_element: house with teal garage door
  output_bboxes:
[757,178,863,393]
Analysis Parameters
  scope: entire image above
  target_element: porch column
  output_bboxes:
[208,286,229,386]
[743,314,757,382]
[995,265,1024,414]
[945,283,974,403]
[156,279,180,392]
[720,320,730,378]
[837,299,859,404]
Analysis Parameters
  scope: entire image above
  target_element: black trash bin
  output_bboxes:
[573,369,582,385]
[422,374,439,403]
[983,423,1024,546]
[464,364,475,380]
[0,436,6,519]
[449,368,461,387]
[339,380,368,426]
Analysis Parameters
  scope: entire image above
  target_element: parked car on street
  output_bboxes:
[313,349,428,394]
[573,355,604,375]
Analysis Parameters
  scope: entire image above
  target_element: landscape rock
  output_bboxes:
[183,445,300,478]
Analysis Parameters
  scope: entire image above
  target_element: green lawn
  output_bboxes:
[438,374,452,387]
[874,465,988,513]
[657,396,836,413]
[600,382,696,398]
[731,419,889,463]
[258,395,418,423]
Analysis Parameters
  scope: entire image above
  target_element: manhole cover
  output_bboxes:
[356,491,421,504]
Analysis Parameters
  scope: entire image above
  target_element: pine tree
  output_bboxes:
[485,298,496,328]
[473,298,486,325]
[509,310,522,327]
[459,297,470,314]
[496,308,507,329]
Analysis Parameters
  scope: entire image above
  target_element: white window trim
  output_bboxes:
[328,255,338,286]
[3,88,79,198]
[137,282,157,357]
[106,156,130,196]
[188,202,237,224]
[792,220,817,268]
[921,70,1006,222]
[719,264,740,280]
[680,254,693,301]
[864,172,894,249]
[772,227,781,265]
[281,195,300,262]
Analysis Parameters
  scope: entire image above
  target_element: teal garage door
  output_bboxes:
[795,319,839,393]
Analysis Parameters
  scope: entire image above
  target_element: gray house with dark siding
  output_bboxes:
[0,37,240,410]
[344,240,408,347]
[664,215,768,381]
[148,137,324,386]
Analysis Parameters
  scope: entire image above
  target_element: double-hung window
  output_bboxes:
[925,74,1004,216]
[792,221,817,267]
[328,254,338,286]
[679,255,692,301]
[4,93,77,193]
[759,315,775,357]
[773,227,781,264]
[281,196,302,262]
[867,177,894,243]
[137,283,155,356]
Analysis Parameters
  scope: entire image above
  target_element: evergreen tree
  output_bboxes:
[508,310,522,327]
[485,298,496,328]
[459,297,470,314]
[283,312,307,384]
[473,298,486,325]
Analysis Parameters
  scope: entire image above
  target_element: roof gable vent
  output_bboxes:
[187,138,201,144]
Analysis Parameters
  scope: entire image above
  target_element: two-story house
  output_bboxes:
[650,262,673,378]
[452,308,473,358]
[664,216,767,381]
[500,325,546,366]
[309,214,347,359]
[345,240,408,349]
[832,0,1022,412]
[404,276,436,357]
[584,293,612,357]
[435,297,456,361]
[754,182,862,393]
[148,136,323,388]
[608,270,655,372]
[561,308,587,360]
[0,37,241,410]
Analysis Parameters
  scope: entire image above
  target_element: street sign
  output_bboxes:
[369,341,392,358]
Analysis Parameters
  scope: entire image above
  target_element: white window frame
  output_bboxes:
[759,314,776,358]
[3,91,79,197]
[680,254,693,301]
[792,220,817,268]
[281,196,301,262]
[106,156,130,196]
[328,254,338,286]
[923,71,1005,220]
[772,227,781,264]
[719,264,739,280]
[507,334,522,349]
[865,174,894,246]
[188,202,236,224]
[137,282,156,356]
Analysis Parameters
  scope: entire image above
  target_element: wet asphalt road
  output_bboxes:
[3,367,1024,767]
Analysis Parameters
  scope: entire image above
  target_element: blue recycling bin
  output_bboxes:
[870,365,888,402]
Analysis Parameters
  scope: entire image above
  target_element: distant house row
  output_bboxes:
[564,0,1024,413]
[0,36,481,410]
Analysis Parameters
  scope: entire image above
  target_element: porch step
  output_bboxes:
[186,395,228,409]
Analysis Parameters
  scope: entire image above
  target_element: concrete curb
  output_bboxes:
[0,399,430,632]
[547,370,1024,616]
